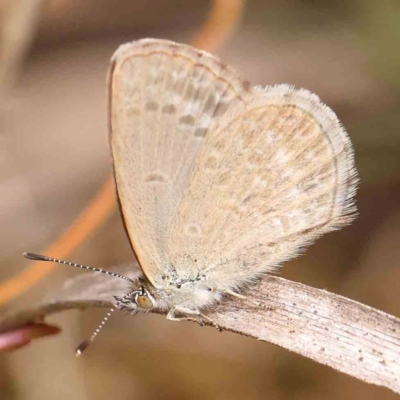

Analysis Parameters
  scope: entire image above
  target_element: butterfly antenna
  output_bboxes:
[23,252,133,283]
[75,308,115,356]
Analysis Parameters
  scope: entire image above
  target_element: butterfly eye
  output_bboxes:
[137,295,153,310]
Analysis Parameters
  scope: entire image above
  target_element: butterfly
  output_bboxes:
[26,38,358,351]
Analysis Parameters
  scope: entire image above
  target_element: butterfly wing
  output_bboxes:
[168,85,358,290]
[108,39,251,286]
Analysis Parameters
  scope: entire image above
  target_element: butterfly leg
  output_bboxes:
[225,289,261,307]
[166,310,204,326]
[167,306,222,331]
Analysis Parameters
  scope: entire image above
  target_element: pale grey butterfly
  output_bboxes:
[25,38,358,354]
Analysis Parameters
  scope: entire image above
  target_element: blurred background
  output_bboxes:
[1,0,400,399]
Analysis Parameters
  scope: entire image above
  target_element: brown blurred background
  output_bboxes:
[1,0,400,399]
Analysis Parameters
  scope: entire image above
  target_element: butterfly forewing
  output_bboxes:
[168,85,357,290]
[109,39,251,286]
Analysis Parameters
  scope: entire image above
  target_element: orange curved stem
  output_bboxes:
[0,178,116,305]
[0,0,245,305]
[191,0,245,52]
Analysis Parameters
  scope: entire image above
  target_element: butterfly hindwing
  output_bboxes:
[168,85,357,290]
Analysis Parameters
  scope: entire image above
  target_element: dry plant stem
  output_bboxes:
[0,266,398,394]
[0,0,245,303]
[0,0,45,99]
[0,178,116,305]
[216,279,400,394]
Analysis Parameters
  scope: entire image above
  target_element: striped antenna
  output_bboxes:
[23,252,133,283]
[75,308,115,356]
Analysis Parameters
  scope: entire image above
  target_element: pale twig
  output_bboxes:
[0,263,398,394]
[0,0,45,100]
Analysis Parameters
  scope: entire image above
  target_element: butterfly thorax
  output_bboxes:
[114,273,221,315]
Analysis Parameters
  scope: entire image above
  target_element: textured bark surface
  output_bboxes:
[0,263,399,394]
